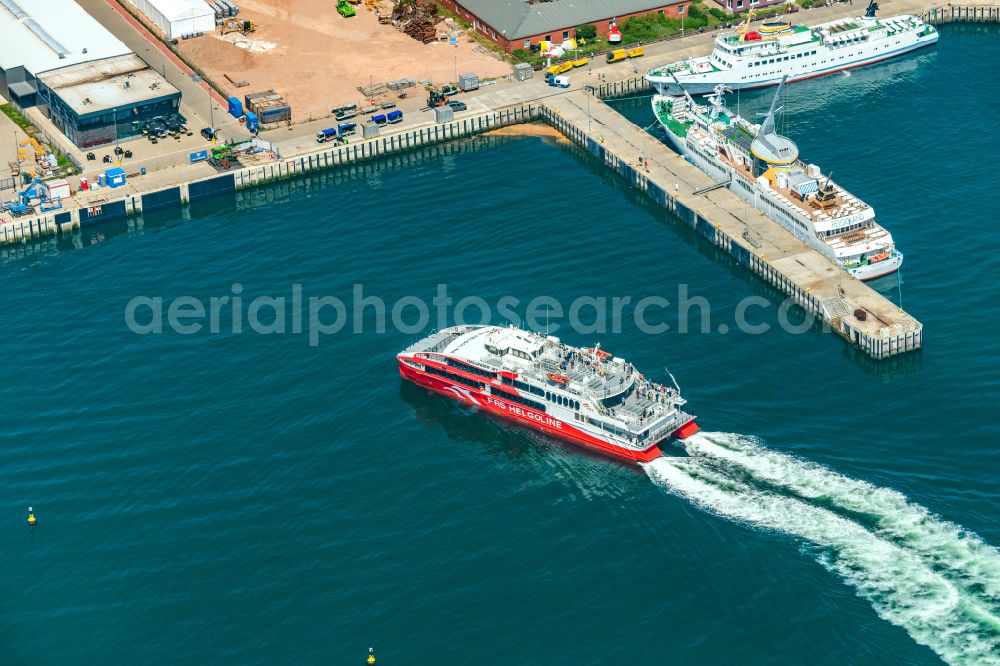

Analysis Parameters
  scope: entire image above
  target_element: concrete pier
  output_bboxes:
[922,2,1000,23]
[540,90,922,359]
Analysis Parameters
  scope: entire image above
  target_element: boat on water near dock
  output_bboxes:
[650,75,902,281]
[398,325,698,463]
[646,2,938,96]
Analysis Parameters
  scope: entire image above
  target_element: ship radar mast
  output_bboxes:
[707,83,729,119]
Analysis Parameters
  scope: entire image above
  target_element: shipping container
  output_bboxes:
[434,105,454,123]
[372,114,388,126]
[513,63,533,81]
[245,112,259,133]
[387,110,403,124]
[458,72,479,92]
[105,167,126,188]
[43,178,71,200]
[362,124,379,139]
[227,96,242,118]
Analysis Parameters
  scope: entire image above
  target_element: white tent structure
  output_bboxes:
[129,0,215,39]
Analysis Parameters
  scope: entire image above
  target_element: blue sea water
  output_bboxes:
[1,24,998,665]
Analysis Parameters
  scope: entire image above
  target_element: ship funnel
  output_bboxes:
[864,1,879,18]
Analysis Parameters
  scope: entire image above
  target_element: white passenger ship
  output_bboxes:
[647,2,938,95]
[650,76,901,280]
[398,325,698,463]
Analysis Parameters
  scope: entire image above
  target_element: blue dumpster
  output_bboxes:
[227,96,242,118]
[245,111,259,134]
[105,167,126,188]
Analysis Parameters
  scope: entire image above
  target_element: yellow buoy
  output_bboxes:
[27,506,36,526]
[367,647,375,664]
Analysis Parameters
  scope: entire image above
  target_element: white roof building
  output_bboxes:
[0,0,132,75]
[128,0,215,40]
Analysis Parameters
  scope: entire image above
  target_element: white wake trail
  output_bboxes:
[645,457,1000,665]
[684,432,1000,607]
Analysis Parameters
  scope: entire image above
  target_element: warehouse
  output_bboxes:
[436,0,690,53]
[128,0,216,40]
[0,0,181,148]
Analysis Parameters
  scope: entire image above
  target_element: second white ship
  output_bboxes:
[646,2,938,96]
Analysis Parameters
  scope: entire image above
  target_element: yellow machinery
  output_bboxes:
[220,18,255,35]
[19,136,45,159]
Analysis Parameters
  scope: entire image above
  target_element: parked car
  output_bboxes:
[201,127,216,140]
[147,121,168,137]
[165,115,184,132]
[441,85,459,97]
[446,101,467,111]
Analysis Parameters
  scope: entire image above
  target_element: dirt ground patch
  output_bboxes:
[177,0,511,122]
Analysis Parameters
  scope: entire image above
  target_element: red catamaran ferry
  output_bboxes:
[398,325,698,463]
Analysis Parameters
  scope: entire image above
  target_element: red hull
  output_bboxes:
[399,362,692,463]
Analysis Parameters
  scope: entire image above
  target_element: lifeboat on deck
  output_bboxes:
[868,251,890,263]
[547,373,571,385]
[759,21,792,34]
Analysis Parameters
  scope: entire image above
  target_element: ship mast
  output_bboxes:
[737,8,756,40]
[758,75,786,139]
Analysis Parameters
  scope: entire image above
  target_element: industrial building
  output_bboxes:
[0,0,181,148]
[436,0,691,53]
[128,0,216,40]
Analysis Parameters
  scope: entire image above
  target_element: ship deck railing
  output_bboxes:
[405,330,460,354]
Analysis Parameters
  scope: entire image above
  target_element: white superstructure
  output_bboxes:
[650,76,902,281]
[647,2,938,96]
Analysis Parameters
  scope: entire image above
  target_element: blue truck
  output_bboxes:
[316,127,339,143]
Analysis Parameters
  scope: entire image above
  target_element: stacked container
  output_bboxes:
[244,90,291,126]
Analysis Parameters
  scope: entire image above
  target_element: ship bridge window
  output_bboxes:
[485,344,504,356]
[446,358,497,379]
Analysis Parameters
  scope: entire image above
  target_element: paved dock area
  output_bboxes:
[541,90,921,357]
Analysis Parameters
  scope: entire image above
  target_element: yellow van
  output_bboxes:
[627,47,645,58]
[606,49,627,63]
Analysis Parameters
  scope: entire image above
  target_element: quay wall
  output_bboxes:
[922,3,1000,23]
[1,104,540,245]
